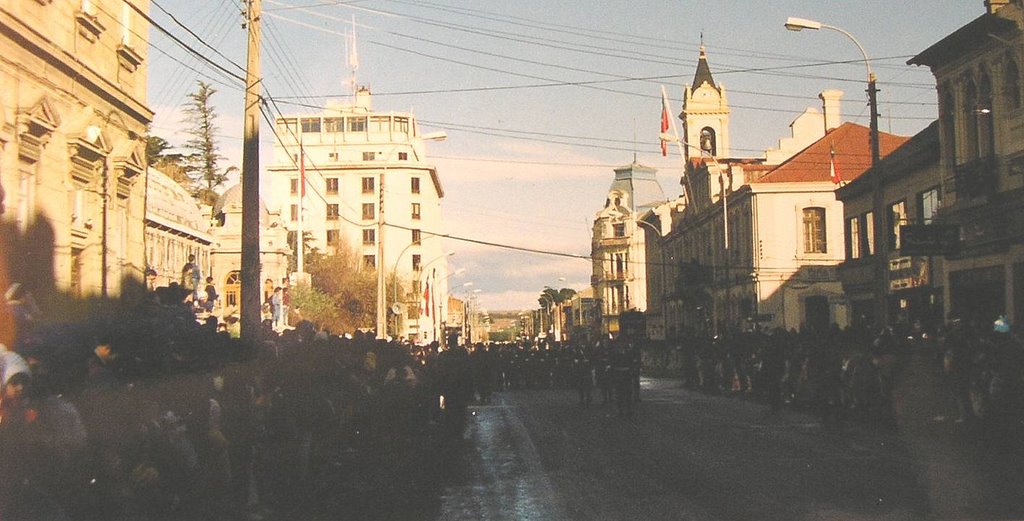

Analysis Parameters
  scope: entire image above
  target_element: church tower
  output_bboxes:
[682,44,731,160]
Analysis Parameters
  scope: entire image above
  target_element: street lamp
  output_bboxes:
[785,16,886,327]
[376,131,447,339]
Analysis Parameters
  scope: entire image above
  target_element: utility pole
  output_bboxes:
[868,74,887,329]
[240,0,262,342]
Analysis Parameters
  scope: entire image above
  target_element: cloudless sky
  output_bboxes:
[148,0,980,311]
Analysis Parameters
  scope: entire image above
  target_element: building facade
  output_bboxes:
[909,0,1024,328]
[591,161,667,337]
[268,87,450,343]
[836,123,944,330]
[144,167,212,291]
[0,0,151,299]
[208,184,291,318]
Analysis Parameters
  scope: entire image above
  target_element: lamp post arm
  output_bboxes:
[820,23,873,83]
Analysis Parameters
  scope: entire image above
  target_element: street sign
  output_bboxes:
[899,224,960,256]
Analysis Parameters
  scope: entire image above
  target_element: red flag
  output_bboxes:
[829,143,841,185]
[299,144,307,197]
[422,280,430,318]
[660,96,670,157]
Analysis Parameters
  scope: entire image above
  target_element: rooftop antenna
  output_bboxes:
[347,15,359,100]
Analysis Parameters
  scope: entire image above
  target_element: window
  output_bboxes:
[940,88,957,165]
[328,152,338,161]
[613,223,625,237]
[1006,56,1021,110]
[326,204,340,220]
[412,229,422,245]
[362,229,375,245]
[362,151,376,161]
[979,72,996,158]
[889,200,908,250]
[326,177,339,194]
[363,255,376,269]
[290,179,298,195]
[301,118,321,133]
[323,117,343,133]
[394,117,409,133]
[802,207,826,254]
[326,229,340,245]
[278,118,298,136]
[348,117,366,132]
[290,204,298,221]
[370,116,390,132]
[411,203,421,220]
[917,187,940,224]
[699,127,717,155]
[847,216,862,260]
[362,203,375,220]
[964,77,980,159]
[412,254,422,271]
[398,152,408,161]
[361,177,375,194]
[864,211,875,256]
[411,177,421,194]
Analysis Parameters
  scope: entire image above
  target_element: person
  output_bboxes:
[263,278,274,306]
[280,278,291,329]
[203,276,218,314]
[0,181,13,350]
[181,254,202,298]
[271,288,283,331]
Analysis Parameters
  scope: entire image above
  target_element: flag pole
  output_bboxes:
[297,134,305,277]
[661,85,696,207]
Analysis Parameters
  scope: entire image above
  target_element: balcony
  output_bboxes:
[953,156,997,200]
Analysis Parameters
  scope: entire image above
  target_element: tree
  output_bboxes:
[539,287,576,341]
[146,133,192,189]
[182,81,230,195]
[293,237,377,333]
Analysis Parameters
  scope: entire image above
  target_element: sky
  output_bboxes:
[147,0,980,312]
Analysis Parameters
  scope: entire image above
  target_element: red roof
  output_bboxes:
[757,122,909,184]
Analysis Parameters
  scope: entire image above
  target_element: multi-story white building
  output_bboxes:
[0,0,151,300]
[268,87,450,343]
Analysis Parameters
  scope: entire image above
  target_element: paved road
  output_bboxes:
[435,377,1024,521]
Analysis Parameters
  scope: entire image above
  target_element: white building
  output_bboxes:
[591,161,667,337]
[267,87,450,343]
[144,167,212,290]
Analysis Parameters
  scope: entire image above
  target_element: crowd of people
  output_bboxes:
[639,319,1024,430]
[0,287,482,521]
[5,268,1024,521]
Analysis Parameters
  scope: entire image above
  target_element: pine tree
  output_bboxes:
[182,81,228,205]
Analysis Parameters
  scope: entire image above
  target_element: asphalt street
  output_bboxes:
[434,377,1024,521]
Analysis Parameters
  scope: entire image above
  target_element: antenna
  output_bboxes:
[347,15,359,99]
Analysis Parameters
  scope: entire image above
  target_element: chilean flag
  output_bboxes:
[829,143,842,185]
[660,95,670,157]
[422,280,430,318]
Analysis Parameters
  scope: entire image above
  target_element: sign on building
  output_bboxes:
[899,224,960,256]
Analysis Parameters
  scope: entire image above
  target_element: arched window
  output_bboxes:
[1005,55,1021,110]
[802,207,827,254]
[699,127,716,156]
[224,271,241,307]
[940,86,957,165]
[963,76,980,160]
[979,71,995,158]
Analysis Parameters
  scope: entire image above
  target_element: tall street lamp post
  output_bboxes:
[785,16,886,327]
[375,131,446,339]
